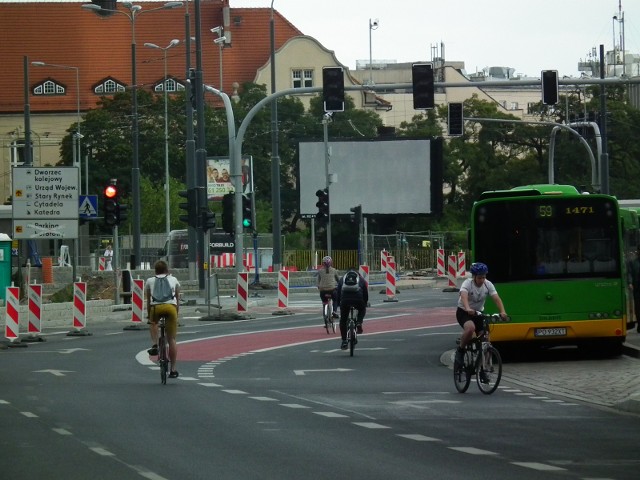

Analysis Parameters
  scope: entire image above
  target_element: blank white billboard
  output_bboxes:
[298,138,442,216]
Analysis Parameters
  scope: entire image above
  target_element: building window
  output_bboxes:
[153,77,185,93]
[510,102,519,110]
[33,79,65,96]
[292,69,313,88]
[94,78,126,95]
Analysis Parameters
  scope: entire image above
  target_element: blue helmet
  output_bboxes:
[322,256,332,266]
[470,262,489,276]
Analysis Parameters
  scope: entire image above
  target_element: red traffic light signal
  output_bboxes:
[104,184,117,198]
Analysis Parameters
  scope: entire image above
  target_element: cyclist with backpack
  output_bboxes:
[145,260,181,378]
[317,255,340,319]
[454,262,508,368]
[337,267,368,350]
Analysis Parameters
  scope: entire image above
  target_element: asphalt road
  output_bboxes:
[1,287,639,479]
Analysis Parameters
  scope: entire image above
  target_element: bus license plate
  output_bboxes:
[534,327,567,337]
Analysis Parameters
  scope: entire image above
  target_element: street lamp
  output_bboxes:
[82,1,183,269]
[31,61,82,191]
[210,27,226,91]
[368,18,379,86]
[144,39,180,238]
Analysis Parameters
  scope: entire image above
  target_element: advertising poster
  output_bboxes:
[207,156,253,200]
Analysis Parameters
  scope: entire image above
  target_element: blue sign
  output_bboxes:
[79,195,98,218]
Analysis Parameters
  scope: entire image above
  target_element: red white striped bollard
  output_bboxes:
[384,261,398,302]
[98,256,106,271]
[278,270,289,308]
[4,286,21,344]
[124,279,145,331]
[437,248,445,277]
[381,250,389,272]
[457,251,466,278]
[359,265,370,307]
[25,284,44,342]
[446,254,459,291]
[236,272,248,313]
[68,282,91,336]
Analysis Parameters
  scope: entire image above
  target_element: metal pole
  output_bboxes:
[131,17,141,270]
[599,44,609,195]
[322,114,332,255]
[270,1,282,272]
[164,48,170,236]
[23,56,32,166]
[184,2,197,281]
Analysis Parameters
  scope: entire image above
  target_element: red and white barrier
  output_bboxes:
[447,255,457,288]
[437,248,445,277]
[381,250,389,272]
[236,272,248,313]
[384,261,398,302]
[457,251,466,278]
[98,256,106,271]
[131,279,144,325]
[72,282,87,332]
[4,286,20,343]
[28,284,43,337]
[359,265,369,291]
[211,253,255,271]
[277,270,289,309]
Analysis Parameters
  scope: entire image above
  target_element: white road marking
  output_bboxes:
[353,422,390,429]
[511,462,566,471]
[313,412,348,418]
[449,447,498,455]
[397,434,441,442]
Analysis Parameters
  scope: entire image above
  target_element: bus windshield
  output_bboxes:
[473,196,620,283]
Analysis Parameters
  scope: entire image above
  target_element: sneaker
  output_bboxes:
[169,371,179,379]
[454,348,464,367]
[147,345,158,356]
[356,323,363,334]
[479,371,490,384]
[332,312,339,319]
[340,340,348,350]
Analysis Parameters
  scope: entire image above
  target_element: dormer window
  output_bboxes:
[33,79,65,96]
[152,77,185,93]
[93,77,126,95]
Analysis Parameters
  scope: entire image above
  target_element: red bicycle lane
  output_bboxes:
[179,307,454,362]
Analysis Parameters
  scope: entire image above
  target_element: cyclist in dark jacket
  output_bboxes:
[337,268,368,350]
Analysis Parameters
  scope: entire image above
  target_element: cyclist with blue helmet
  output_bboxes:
[454,262,508,367]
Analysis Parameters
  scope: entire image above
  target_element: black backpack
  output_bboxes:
[341,271,361,293]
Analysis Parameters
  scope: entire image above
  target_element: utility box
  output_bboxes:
[0,233,13,301]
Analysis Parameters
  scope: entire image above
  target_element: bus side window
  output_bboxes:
[158,240,168,257]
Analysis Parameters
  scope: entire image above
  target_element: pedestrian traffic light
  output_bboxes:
[412,63,434,109]
[103,181,118,227]
[316,189,329,223]
[242,194,253,229]
[541,70,559,105]
[200,207,216,232]
[178,189,198,228]
[448,102,464,136]
[322,66,344,113]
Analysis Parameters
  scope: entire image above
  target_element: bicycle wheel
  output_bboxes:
[349,323,356,357]
[158,336,168,385]
[323,303,330,334]
[453,350,473,393]
[477,345,502,394]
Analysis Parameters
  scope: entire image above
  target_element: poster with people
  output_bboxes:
[207,156,253,200]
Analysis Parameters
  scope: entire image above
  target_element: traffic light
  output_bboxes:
[188,68,197,110]
[315,189,329,223]
[200,207,216,232]
[322,66,344,113]
[412,63,434,109]
[242,194,253,230]
[103,182,118,227]
[221,193,234,234]
[117,202,128,225]
[350,204,362,227]
[541,70,559,105]
[448,102,464,136]
[178,189,198,228]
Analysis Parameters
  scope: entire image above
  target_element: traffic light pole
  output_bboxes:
[322,113,332,255]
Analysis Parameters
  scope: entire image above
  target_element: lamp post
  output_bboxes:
[270,0,282,272]
[210,27,226,91]
[31,61,82,191]
[368,18,379,86]
[82,1,183,269]
[144,39,180,238]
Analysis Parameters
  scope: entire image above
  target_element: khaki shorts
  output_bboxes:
[149,303,178,337]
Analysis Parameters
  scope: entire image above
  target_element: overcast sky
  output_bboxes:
[34,1,640,78]
[235,0,640,78]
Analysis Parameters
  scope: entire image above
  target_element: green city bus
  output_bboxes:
[470,184,630,352]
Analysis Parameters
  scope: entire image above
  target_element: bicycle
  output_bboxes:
[157,314,170,385]
[453,313,506,394]
[322,292,336,334]
[346,306,358,356]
